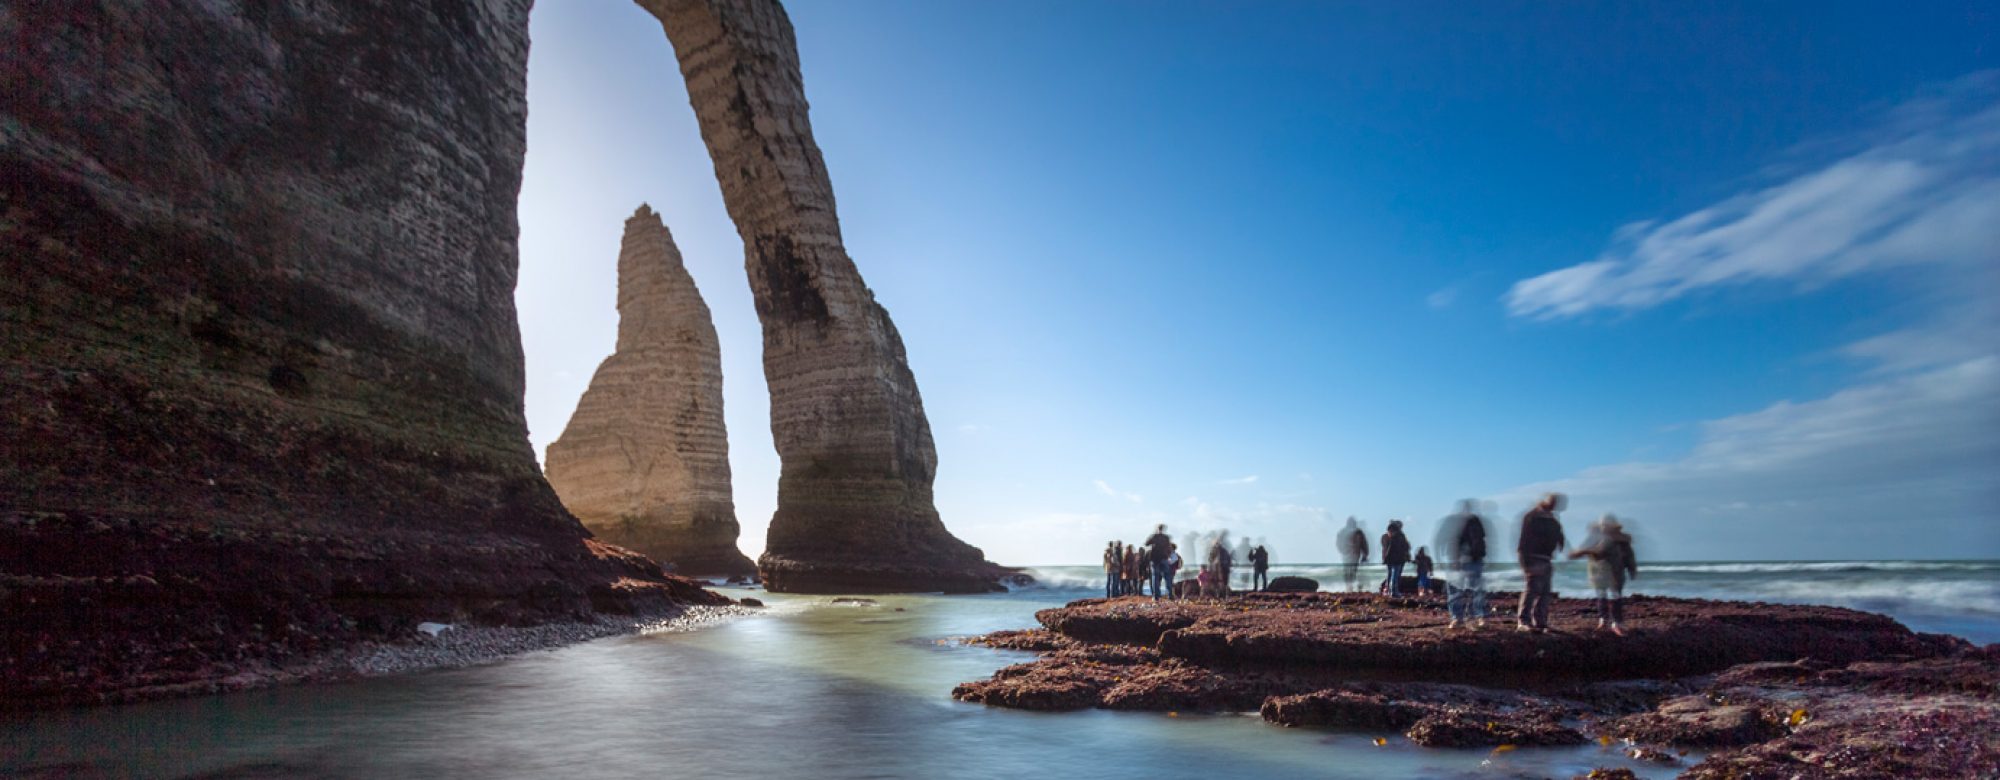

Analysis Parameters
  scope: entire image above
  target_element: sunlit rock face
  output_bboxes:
[545,206,754,577]
[638,0,1007,593]
[0,1,720,706]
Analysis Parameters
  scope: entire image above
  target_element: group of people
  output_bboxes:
[1108,492,1640,635]
[1103,526,1272,600]
[1433,492,1639,635]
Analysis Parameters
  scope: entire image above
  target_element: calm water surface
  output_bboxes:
[3,587,1691,780]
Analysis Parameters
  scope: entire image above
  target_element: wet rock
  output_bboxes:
[1261,690,1425,730]
[1404,708,1585,747]
[737,598,763,607]
[1264,576,1320,593]
[638,0,1008,594]
[1573,770,1639,780]
[544,206,753,577]
[1608,697,1784,746]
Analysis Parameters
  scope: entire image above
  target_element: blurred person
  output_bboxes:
[1112,544,1128,596]
[1207,533,1235,598]
[1442,501,1490,628]
[1516,493,1568,633]
[1569,514,1639,636]
[1166,544,1184,599]
[1249,544,1270,591]
[1145,524,1176,601]
[1381,520,1412,596]
[1123,544,1143,596]
[1337,517,1370,591]
[1413,546,1434,596]
[1196,565,1215,599]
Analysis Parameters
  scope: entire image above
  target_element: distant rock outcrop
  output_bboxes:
[639,0,1008,593]
[545,206,754,576]
[0,2,722,707]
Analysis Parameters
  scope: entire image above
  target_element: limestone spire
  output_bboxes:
[545,206,753,576]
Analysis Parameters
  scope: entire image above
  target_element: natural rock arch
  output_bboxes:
[637,0,1009,592]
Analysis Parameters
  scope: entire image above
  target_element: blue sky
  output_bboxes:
[516,2,1998,564]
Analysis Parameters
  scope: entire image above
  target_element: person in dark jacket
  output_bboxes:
[1569,514,1639,635]
[1516,493,1568,632]
[1440,501,1489,628]
[1112,544,1128,596]
[1249,545,1270,591]
[1337,517,1370,591]
[1413,547,1434,596]
[1144,524,1175,600]
[1380,520,1412,596]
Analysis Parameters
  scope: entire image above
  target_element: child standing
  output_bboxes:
[1569,514,1639,635]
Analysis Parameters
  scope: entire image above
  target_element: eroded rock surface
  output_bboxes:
[0,2,723,707]
[545,206,753,576]
[955,593,1996,776]
[638,0,1006,593]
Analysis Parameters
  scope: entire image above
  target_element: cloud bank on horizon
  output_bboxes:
[1493,73,2000,561]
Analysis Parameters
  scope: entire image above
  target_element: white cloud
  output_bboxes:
[1094,479,1143,504]
[1219,475,1260,485]
[1506,73,2000,319]
[1498,348,2000,560]
[1426,287,1459,309]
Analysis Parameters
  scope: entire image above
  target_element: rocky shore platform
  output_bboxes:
[953,592,1998,778]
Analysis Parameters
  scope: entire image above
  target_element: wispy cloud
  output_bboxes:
[1219,475,1260,485]
[1095,479,1144,504]
[1498,338,2000,559]
[1506,72,2000,320]
[1425,287,1459,310]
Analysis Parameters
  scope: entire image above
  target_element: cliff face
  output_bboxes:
[0,2,721,706]
[544,206,754,576]
[638,0,1006,593]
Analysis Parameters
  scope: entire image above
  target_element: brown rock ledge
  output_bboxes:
[953,593,1995,776]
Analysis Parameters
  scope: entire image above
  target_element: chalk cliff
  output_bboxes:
[0,2,722,707]
[545,206,753,576]
[639,0,1008,593]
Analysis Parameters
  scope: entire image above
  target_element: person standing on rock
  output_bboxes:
[1206,533,1234,598]
[1249,544,1270,591]
[1442,501,1490,629]
[1516,493,1568,633]
[1338,517,1370,591]
[1145,524,1176,601]
[1381,520,1412,596]
[1166,544,1185,599]
[1413,546,1434,596]
[1112,544,1128,596]
[1568,514,1638,636]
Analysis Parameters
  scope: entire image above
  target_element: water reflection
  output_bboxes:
[3,591,1679,779]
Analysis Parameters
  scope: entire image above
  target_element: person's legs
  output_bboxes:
[1610,589,1626,632]
[1150,562,1168,600]
[1595,587,1611,627]
[1386,563,1404,595]
[1519,560,1550,628]
[1447,576,1466,624]
[1417,572,1430,595]
[1343,562,1358,591]
[1106,571,1116,599]
[1530,567,1553,629]
[1465,562,1487,623]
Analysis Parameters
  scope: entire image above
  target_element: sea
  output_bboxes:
[4,560,1994,779]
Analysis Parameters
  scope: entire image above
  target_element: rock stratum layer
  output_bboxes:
[544,206,753,576]
[0,2,723,707]
[955,593,1997,777]
[639,0,1006,593]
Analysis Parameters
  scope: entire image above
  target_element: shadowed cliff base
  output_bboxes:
[544,205,754,578]
[0,1,726,707]
[638,0,1008,593]
[953,593,1997,776]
